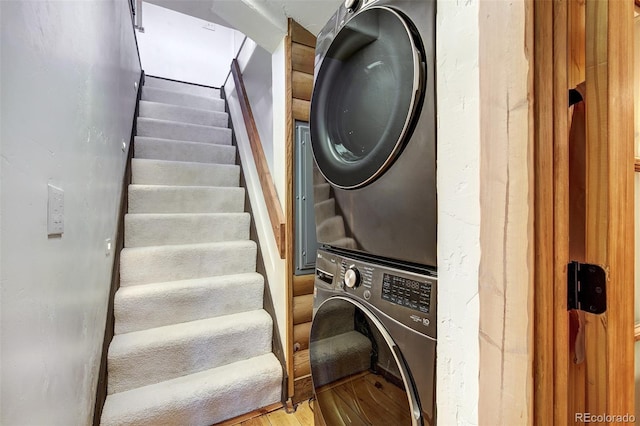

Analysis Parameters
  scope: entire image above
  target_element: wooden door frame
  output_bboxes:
[533,0,635,424]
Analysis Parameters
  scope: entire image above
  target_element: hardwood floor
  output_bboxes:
[228,400,315,426]
[227,372,409,425]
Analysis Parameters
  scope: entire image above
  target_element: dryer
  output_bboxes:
[309,248,437,425]
[310,0,437,268]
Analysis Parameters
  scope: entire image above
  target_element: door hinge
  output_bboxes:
[567,261,607,314]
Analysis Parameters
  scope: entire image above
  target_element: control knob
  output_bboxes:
[344,265,361,288]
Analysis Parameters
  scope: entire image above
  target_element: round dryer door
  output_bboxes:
[309,297,422,425]
[310,6,424,189]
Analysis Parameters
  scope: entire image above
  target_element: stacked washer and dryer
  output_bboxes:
[308,0,437,425]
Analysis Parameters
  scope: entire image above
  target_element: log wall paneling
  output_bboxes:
[293,375,314,405]
[290,20,316,48]
[293,349,311,378]
[293,294,313,325]
[292,99,310,122]
[292,71,313,101]
[293,274,314,297]
[291,43,315,74]
[287,19,317,402]
[293,322,311,352]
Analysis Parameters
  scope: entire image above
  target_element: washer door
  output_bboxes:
[310,6,424,189]
[309,297,422,425]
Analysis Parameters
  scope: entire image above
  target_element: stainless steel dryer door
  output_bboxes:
[310,6,424,189]
[309,297,423,425]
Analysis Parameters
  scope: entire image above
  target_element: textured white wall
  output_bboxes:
[241,42,275,176]
[224,78,288,359]
[0,1,141,424]
[137,2,240,87]
[436,0,481,424]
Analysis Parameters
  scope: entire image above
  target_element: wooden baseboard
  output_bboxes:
[216,402,283,426]
[292,374,314,405]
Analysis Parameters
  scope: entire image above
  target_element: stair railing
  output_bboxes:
[230,59,286,258]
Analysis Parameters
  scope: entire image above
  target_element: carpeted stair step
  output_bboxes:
[142,86,225,112]
[127,184,244,214]
[139,101,228,128]
[316,216,347,243]
[107,310,273,394]
[314,198,336,225]
[137,117,232,145]
[144,76,221,98]
[134,137,236,165]
[124,213,250,247]
[119,241,257,286]
[132,159,239,187]
[311,330,372,388]
[314,183,331,203]
[100,353,282,426]
[114,273,264,334]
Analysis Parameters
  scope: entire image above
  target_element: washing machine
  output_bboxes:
[310,0,436,267]
[309,248,436,425]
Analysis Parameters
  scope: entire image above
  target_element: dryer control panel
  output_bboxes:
[314,249,437,339]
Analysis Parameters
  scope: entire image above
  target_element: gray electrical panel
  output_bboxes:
[295,121,318,275]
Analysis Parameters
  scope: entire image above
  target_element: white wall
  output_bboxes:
[137,2,241,87]
[224,75,288,359]
[436,1,481,425]
[239,41,276,177]
[0,1,141,424]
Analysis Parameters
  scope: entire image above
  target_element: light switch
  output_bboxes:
[47,184,64,236]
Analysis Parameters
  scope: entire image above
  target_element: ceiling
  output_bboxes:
[145,0,342,52]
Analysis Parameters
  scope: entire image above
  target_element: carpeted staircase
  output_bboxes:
[101,76,282,426]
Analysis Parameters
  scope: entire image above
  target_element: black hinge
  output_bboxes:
[567,261,607,314]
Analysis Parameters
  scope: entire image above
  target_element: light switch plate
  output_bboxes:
[47,184,64,236]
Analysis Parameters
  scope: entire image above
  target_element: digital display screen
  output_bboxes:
[382,274,431,314]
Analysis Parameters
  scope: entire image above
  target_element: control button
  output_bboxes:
[344,265,361,288]
[364,290,371,300]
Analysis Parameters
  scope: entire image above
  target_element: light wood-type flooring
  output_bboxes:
[229,400,314,426]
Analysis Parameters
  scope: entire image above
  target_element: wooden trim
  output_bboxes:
[290,20,316,48]
[293,274,314,297]
[284,30,296,399]
[291,43,315,74]
[533,0,556,422]
[552,0,570,423]
[478,0,533,423]
[635,323,640,342]
[230,59,286,259]
[215,402,283,426]
[292,98,310,122]
[583,0,609,418]
[601,0,634,417]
